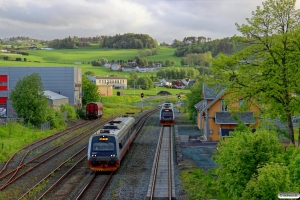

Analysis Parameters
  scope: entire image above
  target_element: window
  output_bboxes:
[221,100,228,112]
[239,99,244,106]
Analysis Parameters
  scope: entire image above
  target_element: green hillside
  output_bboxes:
[0,46,183,76]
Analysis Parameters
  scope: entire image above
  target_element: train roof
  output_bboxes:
[161,103,174,109]
[93,116,135,137]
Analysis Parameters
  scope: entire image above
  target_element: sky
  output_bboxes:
[0,0,300,44]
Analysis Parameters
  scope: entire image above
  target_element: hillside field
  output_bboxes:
[0,46,183,76]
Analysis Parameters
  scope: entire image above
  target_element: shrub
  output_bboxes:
[60,103,77,120]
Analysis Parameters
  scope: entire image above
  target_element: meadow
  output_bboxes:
[0,46,183,76]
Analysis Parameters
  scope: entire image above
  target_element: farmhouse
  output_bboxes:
[194,83,261,141]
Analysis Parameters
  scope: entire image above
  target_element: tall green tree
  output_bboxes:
[214,130,284,199]
[82,76,101,105]
[185,80,202,119]
[209,0,300,145]
[10,73,50,125]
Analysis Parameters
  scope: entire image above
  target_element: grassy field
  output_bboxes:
[0,46,183,76]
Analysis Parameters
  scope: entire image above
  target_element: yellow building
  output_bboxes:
[194,83,261,141]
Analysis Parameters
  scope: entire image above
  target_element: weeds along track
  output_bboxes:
[0,116,115,199]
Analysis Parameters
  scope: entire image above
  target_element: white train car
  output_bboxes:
[87,116,136,171]
[159,103,175,126]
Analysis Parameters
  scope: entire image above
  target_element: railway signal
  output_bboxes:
[141,93,144,98]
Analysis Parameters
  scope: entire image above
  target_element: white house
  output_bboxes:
[121,66,137,72]
[136,66,155,72]
[104,62,111,68]
[160,78,172,86]
[111,63,121,71]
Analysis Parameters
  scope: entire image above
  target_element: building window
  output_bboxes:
[221,100,228,112]
[239,99,244,106]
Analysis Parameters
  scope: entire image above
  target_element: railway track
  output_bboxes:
[0,116,115,199]
[147,125,175,200]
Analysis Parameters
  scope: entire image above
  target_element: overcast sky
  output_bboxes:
[0,0,299,44]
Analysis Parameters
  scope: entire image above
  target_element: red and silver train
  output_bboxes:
[86,102,103,119]
[87,116,136,171]
[159,103,175,126]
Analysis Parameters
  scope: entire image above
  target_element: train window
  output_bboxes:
[162,111,173,117]
[103,125,120,129]
[93,142,115,151]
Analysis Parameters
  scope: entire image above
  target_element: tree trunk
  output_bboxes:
[287,113,295,146]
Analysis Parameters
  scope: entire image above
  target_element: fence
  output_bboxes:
[0,117,23,125]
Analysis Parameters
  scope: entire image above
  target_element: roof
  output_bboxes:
[194,100,206,111]
[44,90,68,100]
[94,76,127,79]
[203,82,225,99]
[215,112,255,124]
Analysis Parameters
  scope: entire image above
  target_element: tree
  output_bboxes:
[82,76,101,105]
[100,58,108,65]
[165,58,175,67]
[84,71,96,77]
[214,129,284,199]
[136,77,154,90]
[242,163,293,200]
[185,80,202,119]
[10,73,50,125]
[209,0,300,145]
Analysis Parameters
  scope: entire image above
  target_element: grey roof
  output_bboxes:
[203,83,225,99]
[194,100,206,111]
[215,112,255,124]
[44,90,68,100]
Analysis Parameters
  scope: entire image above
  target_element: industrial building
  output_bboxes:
[0,67,82,117]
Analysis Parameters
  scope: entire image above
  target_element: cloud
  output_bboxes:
[0,0,299,44]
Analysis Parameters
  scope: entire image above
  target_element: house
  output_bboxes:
[136,66,155,72]
[194,83,261,141]
[181,79,195,87]
[152,62,162,68]
[111,63,121,71]
[160,78,172,87]
[121,66,137,72]
[88,76,127,90]
[103,62,111,69]
[172,80,185,89]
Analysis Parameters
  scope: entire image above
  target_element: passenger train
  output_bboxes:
[87,116,136,171]
[159,103,175,126]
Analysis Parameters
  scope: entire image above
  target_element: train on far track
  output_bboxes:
[86,102,103,119]
[87,116,136,171]
[159,103,175,126]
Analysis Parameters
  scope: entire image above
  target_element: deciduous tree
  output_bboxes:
[10,73,50,125]
[214,130,284,199]
[82,76,101,105]
[209,0,300,145]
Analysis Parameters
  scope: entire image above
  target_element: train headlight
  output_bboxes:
[111,154,116,157]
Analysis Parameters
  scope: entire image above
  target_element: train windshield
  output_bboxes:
[162,110,173,117]
[91,135,116,151]
[92,142,115,151]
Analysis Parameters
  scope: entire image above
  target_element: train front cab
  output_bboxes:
[160,108,174,126]
[88,135,122,171]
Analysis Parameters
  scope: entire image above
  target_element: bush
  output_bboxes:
[60,103,77,120]
[47,109,65,129]
[76,108,87,119]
